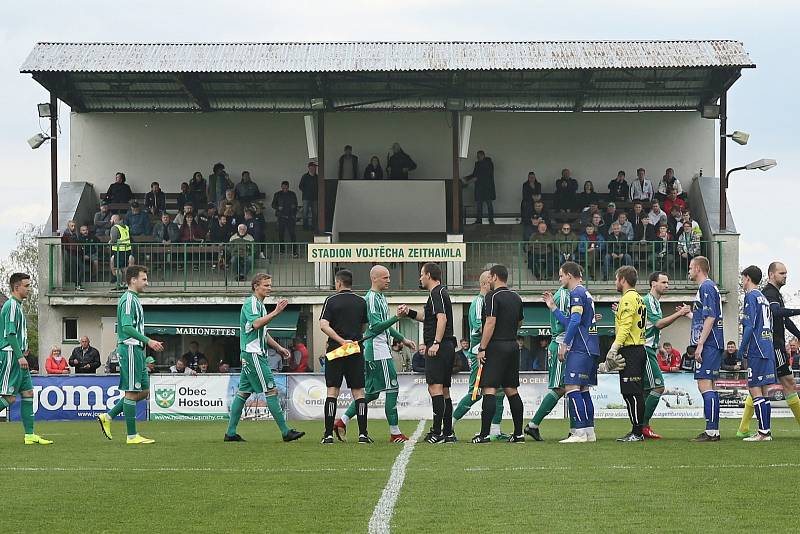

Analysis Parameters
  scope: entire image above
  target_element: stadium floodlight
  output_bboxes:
[726,130,750,145]
[37,103,53,118]
[310,98,326,110]
[28,133,50,149]
[745,158,777,171]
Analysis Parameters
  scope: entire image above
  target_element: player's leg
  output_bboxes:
[440,341,456,441]
[380,360,405,441]
[122,347,153,444]
[737,394,756,437]
[453,355,481,421]
[502,342,524,441]
[225,352,257,441]
[98,345,129,439]
[744,357,776,441]
[253,355,302,441]
[20,358,52,444]
[775,348,800,426]
[526,342,564,440]
[473,346,503,442]
[323,356,344,442]
[560,352,590,443]
[347,355,370,442]
[581,355,600,441]
[692,347,721,442]
[425,350,446,442]
[642,348,665,438]
[617,347,645,442]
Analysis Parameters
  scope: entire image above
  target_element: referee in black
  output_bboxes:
[473,264,525,443]
[407,262,456,443]
[319,269,371,444]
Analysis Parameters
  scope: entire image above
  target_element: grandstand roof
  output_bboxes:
[20,40,754,112]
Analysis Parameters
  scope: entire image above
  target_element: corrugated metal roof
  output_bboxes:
[20,41,754,74]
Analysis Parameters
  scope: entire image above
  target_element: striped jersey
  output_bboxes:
[468,293,484,353]
[364,289,399,361]
[117,290,145,347]
[614,289,646,347]
[550,287,570,343]
[240,295,267,354]
[0,297,27,354]
[642,293,662,350]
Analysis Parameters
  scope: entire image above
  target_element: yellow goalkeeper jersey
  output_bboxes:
[614,289,646,347]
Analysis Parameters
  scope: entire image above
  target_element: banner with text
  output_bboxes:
[307,243,466,263]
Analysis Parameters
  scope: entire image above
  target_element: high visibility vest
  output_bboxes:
[111,224,131,252]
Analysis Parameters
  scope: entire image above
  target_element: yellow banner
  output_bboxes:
[307,243,466,263]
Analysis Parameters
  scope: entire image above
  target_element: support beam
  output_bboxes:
[719,90,727,231]
[50,91,58,234]
[316,110,326,235]
[177,74,211,111]
[451,111,461,234]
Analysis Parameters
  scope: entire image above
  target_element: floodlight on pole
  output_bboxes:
[37,103,53,118]
[726,130,750,145]
[720,158,776,232]
[744,158,777,171]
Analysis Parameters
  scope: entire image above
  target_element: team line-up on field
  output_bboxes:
[2,257,799,445]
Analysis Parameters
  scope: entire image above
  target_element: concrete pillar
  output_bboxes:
[313,234,333,290]
[446,234,464,289]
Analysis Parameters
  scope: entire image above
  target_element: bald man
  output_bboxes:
[334,265,416,442]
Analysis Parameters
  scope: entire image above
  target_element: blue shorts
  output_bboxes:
[564,351,592,386]
[694,346,722,380]
[748,357,777,388]
[588,355,600,386]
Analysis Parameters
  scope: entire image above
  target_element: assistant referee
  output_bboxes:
[319,269,370,444]
[608,265,647,442]
[473,264,525,443]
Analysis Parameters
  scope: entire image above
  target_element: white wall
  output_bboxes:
[71,111,713,215]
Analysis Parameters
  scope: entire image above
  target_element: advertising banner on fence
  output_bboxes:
[286,372,560,421]
[9,376,146,421]
[149,374,288,421]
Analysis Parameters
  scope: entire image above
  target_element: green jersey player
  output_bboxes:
[97,266,164,444]
[0,272,52,445]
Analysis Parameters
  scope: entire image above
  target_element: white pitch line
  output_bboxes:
[0,465,391,474]
[463,462,800,473]
[368,419,426,534]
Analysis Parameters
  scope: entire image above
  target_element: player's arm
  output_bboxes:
[562,305,583,348]
[365,297,400,335]
[694,287,719,360]
[785,316,800,339]
[428,313,447,356]
[253,299,288,330]
[769,301,800,318]
[655,303,692,330]
[738,303,754,361]
[544,292,570,328]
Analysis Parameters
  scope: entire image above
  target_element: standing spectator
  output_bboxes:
[386,143,417,180]
[182,341,206,371]
[93,203,113,239]
[105,172,132,205]
[522,199,551,241]
[69,336,101,374]
[290,338,310,372]
[411,344,427,373]
[647,201,668,229]
[338,145,359,180]
[578,223,605,280]
[24,350,39,375]
[522,171,542,207]
[145,182,166,216]
[175,182,190,213]
[657,342,682,372]
[77,224,100,283]
[608,171,629,202]
[616,212,634,242]
[721,341,742,371]
[531,337,549,371]
[228,224,255,281]
[235,171,261,204]
[209,214,233,243]
[677,221,701,265]
[463,150,496,225]
[242,209,265,243]
[663,189,686,215]
[652,224,674,273]
[170,358,197,375]
[630,202,648,241]
[45,346,69,375]
[629,167,654,202]
[61,220,83,289]
[553,173,572,212]
[299,162,319,231]
[552,222,578,267]
[656,168,685,201]
[271,181,298,256]
[207,162,233,206]
[109,214,133,288]
[576,181,599,210]
[189,173,208,210]
[561,168,579,201]
[604,222,632,278]
[219,189,242,221]
[363,156,384,180]
[667,204,683,237]
[125,202,151,237]
[527,221,554,280]
[152,213,180,243]
[518,337,534,372]
[179,212,204,243]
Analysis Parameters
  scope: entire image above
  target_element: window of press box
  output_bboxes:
[63,318,78,342]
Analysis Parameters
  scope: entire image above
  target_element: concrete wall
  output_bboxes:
[70,111,714,216]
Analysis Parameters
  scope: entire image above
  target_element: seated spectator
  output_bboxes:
[93,203,113,239]
[604,222,632,278]
[219,189,243,220]
[61,220,83,289]
[647,200,668,228]
[591,212,607,239]
[198,203,218,230]
[125,202,151,237]
[106,172,132,205]
[522,199,551,241]
[45,345,69,375]
[608,170,629,202]
[145,356,156,373]
[576,180,599,210]
[518,337,534,371]
[145,181,166,215]
[411,344,427,373]
[579,201,601,229]
[170,357,197,375]
[676,221,701,264]
[299,161,319,231]
[630,201,648,241]
[522,171,542,207]
[290,338,310,372]
[190,172,208,208]
[363,155,384,180]
[553,173,573,212]
[197,358,210,374]
[177,182,192,213]
[616,212,634,241]
[680,346,696,371]
[553,222,578,266]
[602,202,618,229]
[657,342,682,372]
[24,350,39,375]
[179,212,205,243]
[106,350,120,374]
[386,142,416,180]
[208,162,233,206]
[243,208,265,243]
[531,337,549,371]
[663,188,686,215]
[153,213,180,244]
[69,336,101,374]
[218,361,231,373]
[667,204,683,236]
[182,341,206,371]
[652,224,674,273]
[721,340,742,371]
[578,223,605,280]
[527,221,554,280]
[222,205,238,228]
[209,214,233,243]
[656,168,685,201]
[235,171,261,204]
[392,339,412,372]
[338,145,359,180]
[679,210,703,238]
[78,224,100,282]
[229,224,255,281]
[629,167,654,202]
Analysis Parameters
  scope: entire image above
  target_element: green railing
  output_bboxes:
[464,240,724,289]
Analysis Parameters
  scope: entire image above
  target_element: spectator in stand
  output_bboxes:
[455,339,470,371]
[125,202,151,237]
[69,336,101,374]
[153,212,180,244]
[522,199,551,241]
[411,344,427,373]
[667,205,683,236]
[94,202,113,239]
[106,350,120,374]
[647,200,668,229]
[299,162,319,231]
[576,181,599,210]
[629,167,654,202]
[145,356,156,373]
[197,358,210,374]
[338,145,359,180]
[531,337,549,371]
[522,171,542,207]
[198,203,217,231]
[602,202,618,229]
[616,212,634,242]
[652,224,674,273]
[219,189,243,220]
[222,204,238,229]
[243,208,265,243]
[145,181,166,216]
[170,358,197,375]
[604,222,632,278]
[78,224,100,283]
[109,214,133,288]
[721,340,742,371]
[608,170,629,202]
[189,172,208,209]
[218,362,231,373]
[562,168,579,201]
[24,350,39,375]
[518,337,534,371]
[209,214,233,243]
[789,339,800,371]
[579,201,601,229]
[657,342,682,372]
[363,155,384,180]
[656,168,685,201]
[174,203,194,227]
[181,341,205,371]
[553,172,572,213]
[272,181,298,256]
[386,142,417,180]
[235,171,261,204]
[677,221,701,265]
[105,172,133,205]
[290,338,310,372]
[61,220,83,289]
[229,224,255,281]
[680,346,696,372]
[578,223,605,280]
[392,339,412,372]
[679,210,703,238]
[663,188,686,215]
[630,201,648,241]
[591,212,607,239]
[463,150,496,225]
[208,162,233,206]
[179,212,205,243]
[553,222,578,267]
[45,346,69,375]
[528,221,554,280]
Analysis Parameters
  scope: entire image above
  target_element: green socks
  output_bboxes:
[108,398,124,418]
[266,394,290,436]
[530,390,560,427]
[123,398,137,436]
[226,394,246,436]
[643,391,662,426]
[384,391,399,426]
[492,393,505,425]
[21,397,35,434]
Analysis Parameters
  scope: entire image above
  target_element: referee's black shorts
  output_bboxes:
[482,339,520,389]
[425,339,455,387]
[619,345,646,395]
[325,353,366,389]
[775,346,792,378]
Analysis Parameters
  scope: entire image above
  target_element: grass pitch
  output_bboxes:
[2,418,797,533]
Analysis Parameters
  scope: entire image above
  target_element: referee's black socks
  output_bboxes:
[507,393,524,436]
[443,397,453,436]
[324,397,337,437]
[431,395,445,435]
[356,398,368,436]
[480,394,496,437]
